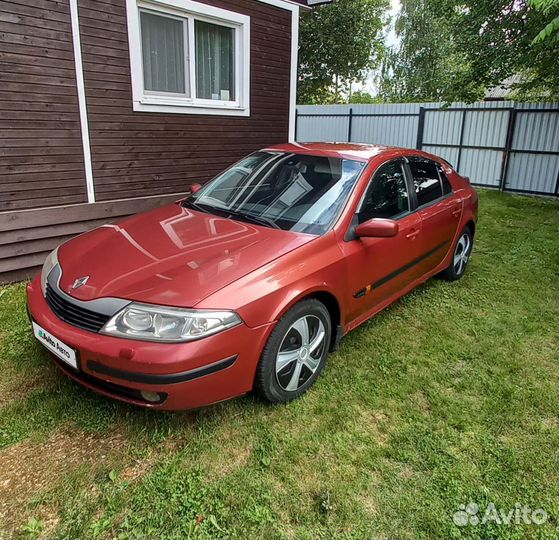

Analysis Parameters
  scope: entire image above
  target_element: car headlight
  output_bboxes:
[41,247,59,295]
[100,303,242,342]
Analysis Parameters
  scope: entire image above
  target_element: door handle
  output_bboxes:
[452,207,462,217]
[406,229,420,240]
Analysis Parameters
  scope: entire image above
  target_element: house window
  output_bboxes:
[195,21,235,101]
[127,0,250,116]
[140,11,188,95]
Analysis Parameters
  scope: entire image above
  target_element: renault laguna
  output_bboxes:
[26,143,478,410]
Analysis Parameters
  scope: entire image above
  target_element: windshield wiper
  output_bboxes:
[225,209,280,229]
[181,199,212,214]
[183,200,280,229]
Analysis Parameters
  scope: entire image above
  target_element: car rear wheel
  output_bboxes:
[254,299,331,404]
[442,226,473,281]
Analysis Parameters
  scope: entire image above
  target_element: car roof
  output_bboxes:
[264,142,405,162]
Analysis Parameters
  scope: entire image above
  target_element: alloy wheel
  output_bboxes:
[453,233,471,275]
[275,315,326,391]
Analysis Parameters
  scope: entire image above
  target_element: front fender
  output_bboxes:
[197,232,347,328]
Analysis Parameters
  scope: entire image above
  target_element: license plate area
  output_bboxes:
[32,322,79,370]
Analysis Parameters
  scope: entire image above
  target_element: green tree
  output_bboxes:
[298,0,389,104]
[348,90,379,104]
[380,0,482,102]
[531,0,559,43]
[381,0,559,102]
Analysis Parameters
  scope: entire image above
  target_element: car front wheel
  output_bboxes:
[254,299,331,404]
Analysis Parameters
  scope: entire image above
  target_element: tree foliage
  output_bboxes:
[348,90,379,104]
[297,0,389,104]
[379,0,481,102]
[531,0,559,43]
[381,0,559,102]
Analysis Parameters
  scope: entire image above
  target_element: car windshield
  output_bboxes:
[183,152,365,235]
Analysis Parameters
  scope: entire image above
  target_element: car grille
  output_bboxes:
[45,285,111,333]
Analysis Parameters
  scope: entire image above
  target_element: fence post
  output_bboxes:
[455,110,467,173]
[416,107,425,150]
[348,108,353,142]
[499,108,517,192]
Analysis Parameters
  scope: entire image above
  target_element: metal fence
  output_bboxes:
[295,101,559,197]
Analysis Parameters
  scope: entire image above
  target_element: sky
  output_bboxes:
[359,0,401,94]
[386,0,402,48]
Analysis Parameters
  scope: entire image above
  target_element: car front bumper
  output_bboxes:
[26,276,273,410]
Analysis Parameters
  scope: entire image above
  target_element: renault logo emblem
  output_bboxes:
[72,276,89,290]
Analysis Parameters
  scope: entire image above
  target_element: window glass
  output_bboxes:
[409,158,443,206]
[140,11,187,94]
[359,161,409,222]
[186,153,365,235]
[197,152,271,206]
[195,21,235,101]
[438,166,453,195]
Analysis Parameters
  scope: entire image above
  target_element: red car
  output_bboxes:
[26,143,478,410]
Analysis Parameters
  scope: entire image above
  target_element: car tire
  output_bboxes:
[254,299,332,404]
[442,226,474,281]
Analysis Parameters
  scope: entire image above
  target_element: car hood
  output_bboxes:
[57,203,315,307]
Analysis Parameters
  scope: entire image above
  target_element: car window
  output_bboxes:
[409,158,443,206]
[437,165,453,195]
[195,152,273,207]
[186,152,366,235]
[359,160,409,223]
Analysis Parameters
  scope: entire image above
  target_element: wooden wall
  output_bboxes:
[79,0,292,202]
[0,0,88,212]
[0,193,186,283]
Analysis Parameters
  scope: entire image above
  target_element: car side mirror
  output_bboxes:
[190,183,202,194]
[355,218,399,238]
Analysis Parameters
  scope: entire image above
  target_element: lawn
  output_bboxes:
[0,189,558,540]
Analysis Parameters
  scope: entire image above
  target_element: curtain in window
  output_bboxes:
[195,21,235,101]
[140,11,187,94]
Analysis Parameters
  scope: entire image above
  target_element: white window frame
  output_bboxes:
[126,0,250,116]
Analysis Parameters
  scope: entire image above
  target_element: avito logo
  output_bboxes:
[38,329,56,348]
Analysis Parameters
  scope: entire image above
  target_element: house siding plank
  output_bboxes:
[0,193,186,283]
[0,0,87,212]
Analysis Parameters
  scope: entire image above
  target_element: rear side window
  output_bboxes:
[409,158,443,206]
[359,160,409,222]
[437,166,453,195]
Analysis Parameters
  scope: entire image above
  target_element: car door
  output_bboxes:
[405,157,463,276]
[340,158,423,325]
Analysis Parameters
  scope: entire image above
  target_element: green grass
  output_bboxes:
[0,189,558,540]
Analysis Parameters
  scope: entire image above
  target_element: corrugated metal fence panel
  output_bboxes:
[460,149,502,186]
[296,102,559,196]
[297,105,350,142]
[352,115,418,147]
[463,109,509,148]
[507,154,559,193]
[352,103,419,147]
[297,115,349,142]
[351,103,420,114]
[422,145,460,169]
[509,107,559,192]
[458,109,509,186]
[424,110,463,145]
[513,111,559,153]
